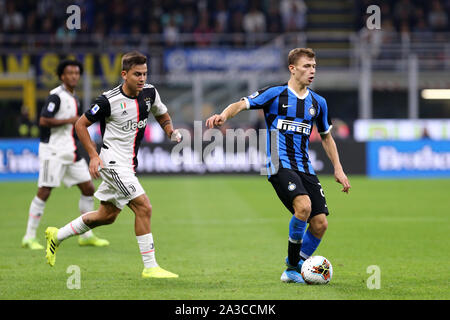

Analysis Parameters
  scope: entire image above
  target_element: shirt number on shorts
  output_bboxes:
[318,183,325,197]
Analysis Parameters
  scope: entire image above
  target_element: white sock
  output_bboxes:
[24,196,46,239]
[136,233,158,268]
[78,195,94,239]
[57,215,91,243]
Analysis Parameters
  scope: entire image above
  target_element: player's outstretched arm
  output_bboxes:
[155,112,181,142]
[206,100,247,129]
[320,132,351,193]
[75,115,103,179]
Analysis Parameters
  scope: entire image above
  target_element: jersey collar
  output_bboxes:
[288,86,309,100]
[61,84,76,97]
[120,84,139,99]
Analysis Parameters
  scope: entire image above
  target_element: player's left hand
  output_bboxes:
[170,129,182,142]
[334,168,351,193]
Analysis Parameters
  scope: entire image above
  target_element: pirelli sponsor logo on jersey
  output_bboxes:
[276,119,311,135]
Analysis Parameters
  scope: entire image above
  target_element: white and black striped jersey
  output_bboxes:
[85,83,168,171]
[39,85,82,163]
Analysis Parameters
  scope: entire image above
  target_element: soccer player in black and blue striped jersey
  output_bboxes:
[206,48,351,284]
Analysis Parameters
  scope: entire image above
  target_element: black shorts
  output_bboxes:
[268,168,329,219]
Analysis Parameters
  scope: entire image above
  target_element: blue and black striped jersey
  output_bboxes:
[242,83,332,177]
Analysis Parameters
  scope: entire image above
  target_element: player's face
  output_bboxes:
[290,56,316,86]
[61,65,81,89]
[122,64,147,93]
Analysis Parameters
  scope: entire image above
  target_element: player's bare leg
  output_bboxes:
[22,187,52,249]
[76,181,110,246]
[128,194,178,279]
[37,186,52,202]
[77,180,95,197]
[81,201,121,227]
[128,193,152,236]
[308,214,328,239]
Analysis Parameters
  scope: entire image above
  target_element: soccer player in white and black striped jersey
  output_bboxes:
[22,60,109,250]
[44,51,181,279]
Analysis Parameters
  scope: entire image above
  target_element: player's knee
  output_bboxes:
[37,187,52,202]
[134,203,152,220]
[317,219,328,234]
[293,198,311,220]
[84,184,95,196]
[79,182,95,196]
[142,204,152,219]
[311,216,328,236]
[293,206,311,220]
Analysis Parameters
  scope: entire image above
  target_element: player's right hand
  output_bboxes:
[89,155,104,179]
[205,114,226,128]
[334,168,351,193]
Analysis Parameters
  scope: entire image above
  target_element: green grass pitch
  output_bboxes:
[0,175,449,300]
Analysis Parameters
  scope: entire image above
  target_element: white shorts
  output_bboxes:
[38,158,91,188]
[94,168,145,210]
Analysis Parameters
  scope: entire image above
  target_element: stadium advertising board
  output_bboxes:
[367,140,450,178]
[164,48,282,72]
[0,139,39,181]
[135,141,365,175]
[354,119,450,141]
[0,139,365,180]
[128,140,365,175]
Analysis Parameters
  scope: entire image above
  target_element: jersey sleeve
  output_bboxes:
[40,94,61,118]
[150,88,168,117]
[241,86,281,111]
[84,95,111,123]
[315,97,332,135]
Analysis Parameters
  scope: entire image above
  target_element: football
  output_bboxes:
[301,256,333,285]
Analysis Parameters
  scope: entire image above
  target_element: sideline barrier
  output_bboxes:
[0,139,365,180]
[0,139,39,181]
[367,140,450,178]
[2,138,449,180]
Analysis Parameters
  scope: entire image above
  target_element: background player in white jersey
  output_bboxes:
[22,60,109,250]
[44,51,182,279]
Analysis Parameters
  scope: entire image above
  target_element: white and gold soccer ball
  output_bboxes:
[301,256,333,285]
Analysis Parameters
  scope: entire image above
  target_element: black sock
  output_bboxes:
[287,239,302,268]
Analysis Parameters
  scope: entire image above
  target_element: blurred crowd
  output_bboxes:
[0,0,308,46]
[2,0,449,47]
[355,0,450,33]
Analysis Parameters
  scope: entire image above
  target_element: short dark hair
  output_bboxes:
[121,51,147,71]
[57,59,83,79]
[288,48,316,66]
